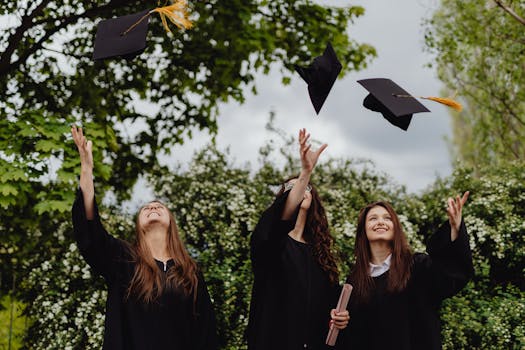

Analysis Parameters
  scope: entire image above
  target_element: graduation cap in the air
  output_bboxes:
[357,78,462,131]
[93,0,192,61]
[295,42,342,114]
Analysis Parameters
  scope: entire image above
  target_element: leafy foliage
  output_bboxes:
[0,0,376,212]
[0,295,27,350]
[20,132,525,348]
[424,0,525,170]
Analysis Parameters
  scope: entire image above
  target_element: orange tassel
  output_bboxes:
[421,96,463,111]
[151,0,192,33]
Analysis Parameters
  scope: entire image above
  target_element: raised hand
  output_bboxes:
[71,125,95,219]
[281,129,327,220]
[71,125,93,170]
[447,191,469,241]
[299,128,327,174]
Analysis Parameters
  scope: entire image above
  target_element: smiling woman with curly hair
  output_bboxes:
[247,129,349,350]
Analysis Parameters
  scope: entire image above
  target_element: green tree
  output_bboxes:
[0,0,376,304]
[424,0,525,170]
[0,0,376,210]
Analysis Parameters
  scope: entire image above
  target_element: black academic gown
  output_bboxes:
[337,220,474,350]
[247,191,339,350]
[72,189,218,350]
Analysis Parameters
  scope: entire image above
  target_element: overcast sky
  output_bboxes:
[2,1,454,208]
[155,0,453,195]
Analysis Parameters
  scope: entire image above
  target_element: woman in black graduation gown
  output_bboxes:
[247,129,350,350]
[70,126,217,350]
[338,192,473,350]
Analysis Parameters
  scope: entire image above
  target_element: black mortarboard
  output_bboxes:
[357,78,431,131]
[295,42,342,114]
[93,10,150,61]
[92,1,193,61]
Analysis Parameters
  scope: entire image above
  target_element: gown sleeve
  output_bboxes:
[71,188,125,284]
[250,190,299,272]
[415,219,474,301]
[192,271,218,350]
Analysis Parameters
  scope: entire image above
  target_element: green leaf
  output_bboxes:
[0,183,18,196]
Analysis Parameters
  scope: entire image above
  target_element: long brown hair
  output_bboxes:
[349,201,412,302]
[277,178,339,285]
[127,201,198,304]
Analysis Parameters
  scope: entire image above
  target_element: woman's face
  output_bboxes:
[138,202,170,230]
[365,205,394,243]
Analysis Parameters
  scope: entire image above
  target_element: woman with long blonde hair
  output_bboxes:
[71,125,217,350]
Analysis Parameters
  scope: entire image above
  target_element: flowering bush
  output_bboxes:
[20,144,524,349]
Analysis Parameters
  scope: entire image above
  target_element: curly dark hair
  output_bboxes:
[277,177,339,285]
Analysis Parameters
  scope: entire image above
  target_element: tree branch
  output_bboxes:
[0,0,52,76]
[494,0,525,26]
[0,1,126,77]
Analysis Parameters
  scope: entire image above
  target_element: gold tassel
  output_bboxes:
[421,96,463,111]
[393,94,463,112]
[151,0,193,33]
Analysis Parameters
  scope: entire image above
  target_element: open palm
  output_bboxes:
[299,128,327,173]
[447,191,469,232]
[71,125,93,170]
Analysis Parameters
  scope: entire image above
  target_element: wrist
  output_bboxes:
[81,164,93,172]
[450,226,459,242]
[298,170,312,181]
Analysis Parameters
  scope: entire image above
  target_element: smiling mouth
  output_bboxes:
[147,212,161,218]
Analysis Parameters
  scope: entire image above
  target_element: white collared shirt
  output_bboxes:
[369,254,392,277]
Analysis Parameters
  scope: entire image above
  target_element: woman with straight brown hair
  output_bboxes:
[247,129,349,350]
[338,194,473,350]
[71,125,217,350]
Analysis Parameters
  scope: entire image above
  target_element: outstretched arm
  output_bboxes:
[71,125,95,219]
[281,128,327,220]
[71,125,123,282]
[421,190,473,300]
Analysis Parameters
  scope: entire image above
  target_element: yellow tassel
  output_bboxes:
[151,0,193,33]
[421,96,463,111]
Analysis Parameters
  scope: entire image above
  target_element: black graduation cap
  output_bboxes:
[92,1,192,61]
[295,42,342,114]
[357,78,430,131]
[93,10,151,61]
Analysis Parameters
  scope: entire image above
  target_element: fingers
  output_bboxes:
[86,140,93,153]
[447,191,469,216]
[461,191,470,206]
[71,125,85,146]
[299,129,310,145]
[301,144,312,158]
[316,143,328,157]
[330,309,350,329]
[330,309,350,322]
[448,197,457,214]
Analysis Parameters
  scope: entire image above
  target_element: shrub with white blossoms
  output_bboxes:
[411,162,525,349]
[23,211,134,349]
[20,141,524,349]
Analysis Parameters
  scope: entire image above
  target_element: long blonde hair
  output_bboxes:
[126,201,198,304]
